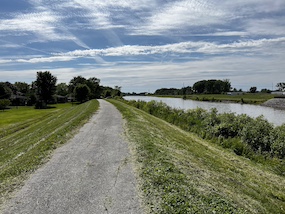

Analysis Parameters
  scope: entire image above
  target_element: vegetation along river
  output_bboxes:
[124,96,285,126]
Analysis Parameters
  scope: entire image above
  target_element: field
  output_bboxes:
[155,93,275,104]
[109,99,285,213]
[0,100,99,205]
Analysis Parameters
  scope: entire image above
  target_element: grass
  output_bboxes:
[154,93,275,104]
[0,100,99,205]
[109,99,285,213]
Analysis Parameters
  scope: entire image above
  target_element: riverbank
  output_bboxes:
[109,99,285,213]
[261,98,285,110]
[153,93,275,105]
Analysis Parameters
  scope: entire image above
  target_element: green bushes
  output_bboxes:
[122,99,285,160]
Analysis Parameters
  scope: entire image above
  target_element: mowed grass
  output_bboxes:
[156,93,275,104]
[109,99,285,213]
[0,100,99,205]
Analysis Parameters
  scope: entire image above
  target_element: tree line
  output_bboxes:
[154,79,231,96]
[0,71,121,109]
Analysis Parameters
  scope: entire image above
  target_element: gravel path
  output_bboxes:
[2,100,142,214]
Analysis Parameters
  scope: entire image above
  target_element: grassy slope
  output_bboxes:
[155,93,275,104]
[0,100,99,205]
[109,99,285,214]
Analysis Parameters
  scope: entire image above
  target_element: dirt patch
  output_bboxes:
[261,98,285,110]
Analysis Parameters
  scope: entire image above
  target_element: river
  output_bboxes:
[124,96,285,126]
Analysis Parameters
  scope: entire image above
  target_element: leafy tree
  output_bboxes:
[0,82,12,99]
[0,99,11,111]
[193,80,207,93]
[35,71,57,108]
[86,77,100,99]
[69,76,101,99]
[249,87,257,93]
[14,82,30,94]
[193,79,231,94]
[69,76,87,94]
[276,82,285,91]
[74,84,90,103]
[261,88,271,93]
[56,83,69,96]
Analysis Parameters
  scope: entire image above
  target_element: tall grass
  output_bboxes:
[0,100,99,205]
[109,99,285,213]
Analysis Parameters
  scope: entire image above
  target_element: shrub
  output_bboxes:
[122,99,285,160]
[240,116,274,153]
[271,125,285,158]
[0,99,11,111]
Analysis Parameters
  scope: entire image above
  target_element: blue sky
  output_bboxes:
[0,0,285,92]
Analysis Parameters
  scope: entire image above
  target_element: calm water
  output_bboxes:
[124,96,285,126]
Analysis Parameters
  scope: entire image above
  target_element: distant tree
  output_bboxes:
[223,79,231,92]
[193,79,231,94]
[112,86,122,97]
[74,84,90,103]
[276,82,285,91]
[249,87,257,93]
[0,99,11,111]
[69,76,87,94]
[103,90,112,98]
[193,80,207,93]
[14,82,30,94]
[69,76,101,99]
[56,83,69,96]
[86,77,100,99]
[0,82,12,99]
[35,71,57,108]
[261,88,271,93]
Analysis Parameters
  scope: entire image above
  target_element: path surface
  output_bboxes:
[2,100,142,214]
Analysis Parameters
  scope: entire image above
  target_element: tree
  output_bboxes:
[35,71,57,108]
[14,82,30,94]
[0,82,12,99]
[276,82,285,91]
[193,80,207,93]
[74,84,90,103]
[249,87,257,93]
[0,99,11,111]
[86,77,100,99]
[193,79,231,94]
[261,88,271,93]
[56,83,69,96]
[69,76,87,94]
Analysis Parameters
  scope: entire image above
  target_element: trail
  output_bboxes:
[2,100,142,214]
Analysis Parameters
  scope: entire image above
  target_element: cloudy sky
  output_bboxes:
[0,0,285,92]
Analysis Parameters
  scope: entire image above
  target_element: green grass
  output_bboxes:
[0,100,99,205]
[155,93,275,104]
[109,99,285,213]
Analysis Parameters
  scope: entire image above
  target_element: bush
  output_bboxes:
[271,125,285,158]
[0,99,11,110]
[122,99,285,160]
[240,116,273,153]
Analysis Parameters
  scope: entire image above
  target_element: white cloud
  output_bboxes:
[54,37,285,58]
[2,53,284,92]
[16,56,76,63]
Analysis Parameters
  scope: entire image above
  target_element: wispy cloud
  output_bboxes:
[54,37,285,58]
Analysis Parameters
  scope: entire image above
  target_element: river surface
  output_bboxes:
[124,96,285,126]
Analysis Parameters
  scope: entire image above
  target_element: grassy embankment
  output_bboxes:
[0,100,99,205]
[109,99,285,214]
[154,93,275,104]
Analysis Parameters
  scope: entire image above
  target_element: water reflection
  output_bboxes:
[124,96,285,126]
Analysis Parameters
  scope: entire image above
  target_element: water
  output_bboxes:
[124,96,285,126]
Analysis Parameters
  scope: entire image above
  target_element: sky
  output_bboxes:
[0,0,285,92]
